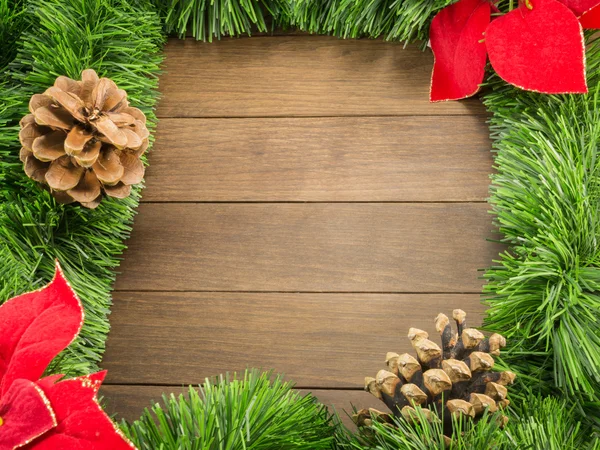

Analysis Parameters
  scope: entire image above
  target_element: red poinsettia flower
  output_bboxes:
[430,0,596,101]
[0,262,135,450]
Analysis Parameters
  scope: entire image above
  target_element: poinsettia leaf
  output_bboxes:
[579,3,600,27]
[557,0,600,15]
[0,262,84,397]
[0,379,56,450]
[486,0,587,94]
[27,371,135,449]
[430,0,491,102]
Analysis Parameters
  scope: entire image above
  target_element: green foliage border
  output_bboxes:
[1,0,600,447]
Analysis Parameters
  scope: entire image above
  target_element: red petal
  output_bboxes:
[486,0,587,94]
[579,3,600,26]
[557,0,600,15]
[25,372,135,450]
[0,379,56,450]
[0,262,84,397]
[430,0,491,101]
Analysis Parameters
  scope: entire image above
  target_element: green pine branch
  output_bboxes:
[336,406,507,450]
[154,0,290,41]
[290,0,452,42]
[151,0,453,43]
[482,35,600,417]
[336,396,599,450]
[0,0,163,376]
[122,369,336,450]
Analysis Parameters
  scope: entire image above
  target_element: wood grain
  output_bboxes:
[157,36,485,117]
[104,35,496,417]
[102,292,484,386]
[142,116,492,202]
[101,384,388,429]
[114,203,500,292]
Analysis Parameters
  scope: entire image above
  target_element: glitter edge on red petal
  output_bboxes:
[429,0,491,102]
[0,379,57,450]
[558,0,600,16]
[580,3,600,27]
[72,372,138,450]
[429,41,483,102]
[68,371,137,449]
[0,261,85,397]
[13,384,57,449]
[34,371,138,450]
[486,0,588,95]
[0,261,85,340]
[501,19,588,94]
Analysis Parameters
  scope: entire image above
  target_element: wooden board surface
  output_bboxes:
[103,292,483,386]
[157,37,485,117]
[101,385,387,429]
[142,116,492,202]
[114,203,499,292]
[102,35,495,425]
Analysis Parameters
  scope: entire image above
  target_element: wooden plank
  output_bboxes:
[114,203,500,292]
[157,36,485,117]
[142,116,492,202]
[102,292,484,386]
[101,384,387,429]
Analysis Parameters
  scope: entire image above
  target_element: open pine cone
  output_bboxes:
[354,310,515,437]
[19,69,149,208]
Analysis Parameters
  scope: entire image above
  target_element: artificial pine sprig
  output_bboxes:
[0,0,163,376]
[338,395,599,449]
[483,32,600,414]
[122,369,336,450]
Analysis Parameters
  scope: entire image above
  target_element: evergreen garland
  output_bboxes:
[122,370,336,449]
[482,35,600,420]
[338,396,600,449]
[154,0,288,41]
[1,0,600,446]
[0,0,163,375]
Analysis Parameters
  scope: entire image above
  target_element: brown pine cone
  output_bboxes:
[354,310,515,439]
[19,69,149,208]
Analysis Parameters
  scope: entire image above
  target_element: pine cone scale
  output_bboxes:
[54,75,81,96]
[32,130,66,162]
[93,149,124,186]
[93,116,128,148]
[29,94,53,113]
[104,182,132,199]
[65,125,93,155]
[34,105,74,130]
[45,86,86,122]
[119,152,144,185]
[24,156,49,182]
[45,156,83,191]
[68,170,101,203]
[76,141,102,168]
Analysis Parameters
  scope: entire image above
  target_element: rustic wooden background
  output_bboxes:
[100,35,498,426]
